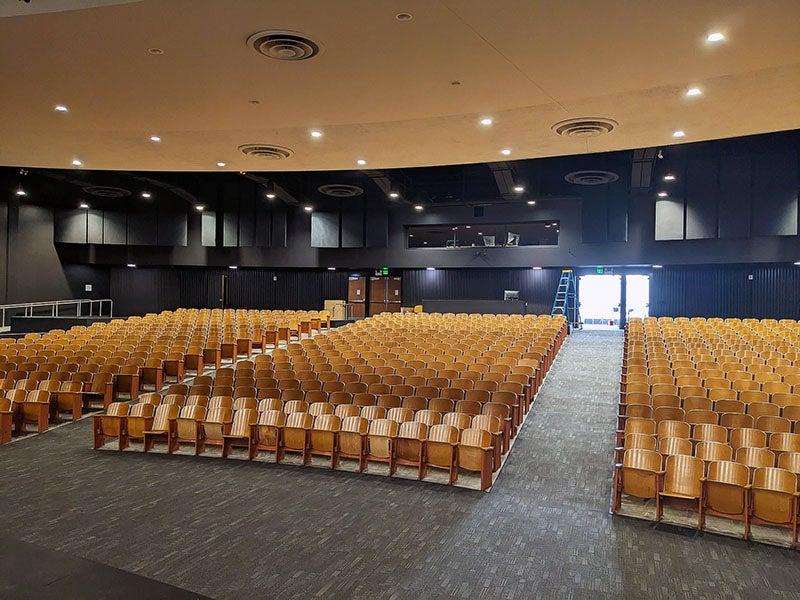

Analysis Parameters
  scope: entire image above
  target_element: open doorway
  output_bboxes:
[625,274,650,320]
[578,274,621,328]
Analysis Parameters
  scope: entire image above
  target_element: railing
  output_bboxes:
[0,299,113,328]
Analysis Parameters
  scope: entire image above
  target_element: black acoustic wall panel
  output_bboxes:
[102,210,126,245]
[310,211,340,248]
[341,199,365,248]
[718,154,751,239]
[127,208,157,245]
[366,205,388,248]
[685,157,718,240]
[654,197,684,240]
[156,205,188,246]
[402,268,560,314]
[607,192,629,242]
[581,191,607,243]
[271,209,287,248]
[238,189,256,247]
[751,150,798,236]
[650,264,800,319]
[255,205,271,247]
[54,209,87,243]
[87,209,103,244]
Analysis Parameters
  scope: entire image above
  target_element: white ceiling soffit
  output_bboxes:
[0,0,798,171]
[0,0,141,18]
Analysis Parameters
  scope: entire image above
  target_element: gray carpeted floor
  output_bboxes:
[1,330,800,599]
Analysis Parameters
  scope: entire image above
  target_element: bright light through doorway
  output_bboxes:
[625,275,650,319]
[579,274,621,328]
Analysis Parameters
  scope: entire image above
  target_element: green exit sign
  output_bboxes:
[381,266,389,276]
[596,267,605,274]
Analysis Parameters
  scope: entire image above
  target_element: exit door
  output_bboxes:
[578,274,621,327]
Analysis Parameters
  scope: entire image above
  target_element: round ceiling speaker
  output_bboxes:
[318,184,364,198]
[247,31,320,61]
[238,144,294,159]
[564,170,620,185]
[81,185,131,198]
[552,117,618,138]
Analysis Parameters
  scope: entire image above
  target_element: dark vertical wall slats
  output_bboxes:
[402,268,560,314]
[650,264,800,319]
[108,268,348,316]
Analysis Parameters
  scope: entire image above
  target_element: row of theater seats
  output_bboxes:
[0,308,327,443]
[613,316,800,544]
[93,311,568,489]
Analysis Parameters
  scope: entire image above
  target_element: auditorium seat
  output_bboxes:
[457,428,494,491]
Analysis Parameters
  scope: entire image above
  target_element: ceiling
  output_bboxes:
[0,0,799,171]
[6,131,796,212]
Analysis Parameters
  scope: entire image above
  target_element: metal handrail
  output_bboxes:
[0,299,113,328]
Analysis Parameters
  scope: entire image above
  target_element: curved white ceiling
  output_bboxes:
[0,0,798,171]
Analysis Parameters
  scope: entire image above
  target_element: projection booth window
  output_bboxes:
[406,221,559,248]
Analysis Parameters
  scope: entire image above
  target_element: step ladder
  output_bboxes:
[551,269,581,328]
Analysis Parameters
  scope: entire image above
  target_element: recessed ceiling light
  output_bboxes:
[527,200,536,205]
[657,191,668,197]
[147,47,164,55]
[653,264,664,268]
[149,135,161,142]
[794,262,800,266]
[15,189,26,197]
[127,263,137,268]
[672,130,686,138]
[409,234,414,238]
[310,130,323,138]
[356,159,367,166]
[389,192,400,199]
[396,12,413,21]
[685,87,702,97]
[266,193,276,199]
[477,232,483,235]
[513,185,525,193]
[426,267,435,271]
[532,266,542,270]
[229,265,238,270]
[195,204,204,211]
[663,174,676,181]
[327,267,336,271]
[414,204,424,211]
[79,202,89,209]
[423,241,428,244]
[500,148,511,156]
[480,117,493,126]
[141,192,152,199]
[71,159,83,166]
[465,225,471,229]
[54,105,69,113]
[304,205,313,212]
[706,32,725,43]
[545,224,551,228]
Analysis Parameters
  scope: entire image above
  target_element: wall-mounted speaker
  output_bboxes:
[473,206,485,218]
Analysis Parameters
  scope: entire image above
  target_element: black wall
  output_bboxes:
[650,264,800,319]
[402,268,560,315]
[107,267,348,316]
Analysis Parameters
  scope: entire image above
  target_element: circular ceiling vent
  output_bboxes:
[247,30,319,61]
[81,186,131,198]
[238,144,294,160]
[552,117,618,138]
[564,170,620,186]
[318,184,364,198]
